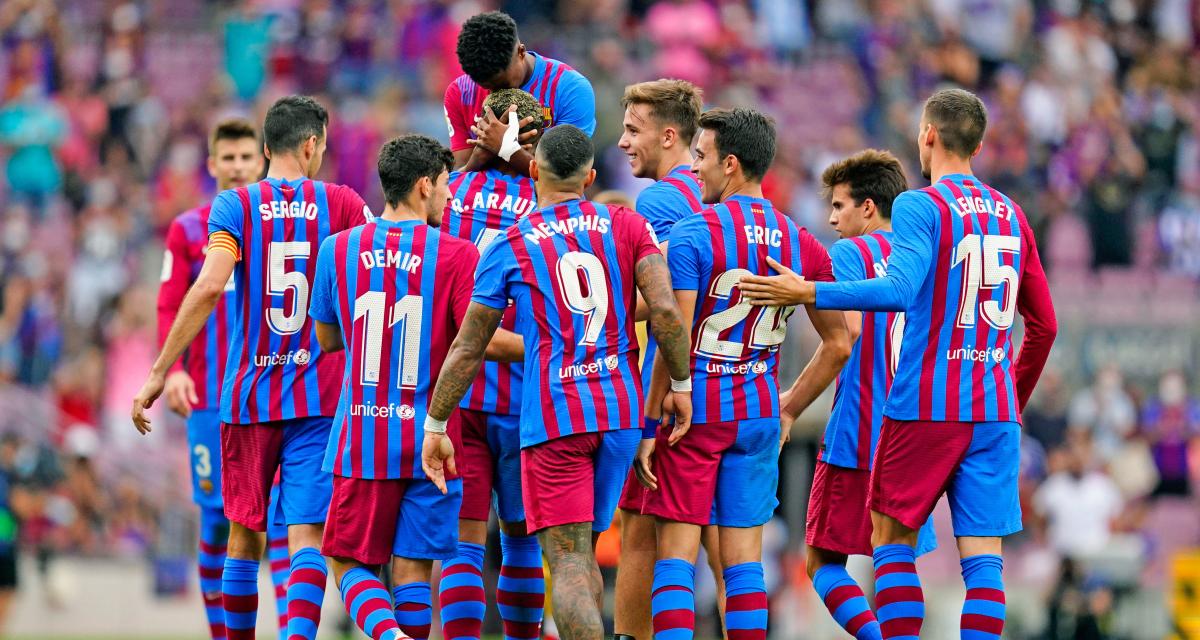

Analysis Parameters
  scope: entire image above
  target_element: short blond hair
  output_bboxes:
[621,79,704,142]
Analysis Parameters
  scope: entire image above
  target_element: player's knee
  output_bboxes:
[804,546,846,579]
[498,518,529,538]
[226,523,264,559]
[869,512,916,548]
[287,522,324,553]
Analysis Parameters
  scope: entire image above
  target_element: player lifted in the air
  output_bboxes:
[309,134,522,640]
[640,108,850,640]
[445,11,595,173]
[424,124,695,640]
[435,88,547,640]
[740,89,1057,640]
[609,78,725,640]
[156,119,290,640]
[803,150,937,640]
[133,96,373,640]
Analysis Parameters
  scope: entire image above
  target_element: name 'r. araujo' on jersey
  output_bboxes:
[310,220,477,480]
[208,177,372,424]
[444,169,537,415]
[471,200,661,448]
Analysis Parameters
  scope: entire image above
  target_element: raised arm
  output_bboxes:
[1012,213,1058,411]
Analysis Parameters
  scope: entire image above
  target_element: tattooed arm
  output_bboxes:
[634,253,694,440]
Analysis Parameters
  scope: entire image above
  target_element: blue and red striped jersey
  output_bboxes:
[443,52,596,152]
[472,200,660,448]
[157,204,235,411]
[815,174,1057,423]
[636,165,704,393]
[667,195,833,424]
[207,177,373,425]
[443,168,537,415]
[820,231,899,469]
[310,219,477,480]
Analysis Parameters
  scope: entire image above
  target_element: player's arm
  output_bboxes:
[1012,212,1058,411]
[132,235,237,434]
[636,252,694,443]
[633,240,666,322]
[447,241,524,363]
[309,236,343,354]
[778,306,852,434]
[313,321,343,353]
[156,219,199,418]
[465,106,538,175]
[484,330,524,362]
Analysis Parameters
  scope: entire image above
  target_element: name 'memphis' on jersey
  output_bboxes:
[443,169,537,415]
[310,220,477,480]
[471,200,661,448]
[207,177,372,425]
[667,194,834,425]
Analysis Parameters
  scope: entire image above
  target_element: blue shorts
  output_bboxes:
[323,476,463,565]
[460,410,524,523]
[870,419,1022,538]
[521,428,640,533]
[221,416,334,531]
[644,418,780,528]
[187,410,224,509]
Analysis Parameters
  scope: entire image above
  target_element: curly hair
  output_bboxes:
[456,12,519,84]
[483,88,545,135]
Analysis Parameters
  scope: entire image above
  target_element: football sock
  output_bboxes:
[393,581,433,640]
[723,562,768,640]
[286,547,327,640]
[873,544,923,640]
[439,541,486,640]
[221,557,259,640]
[812,564,881,640]
[266,524,290,634]
[960,554,1005,640]
[498,533,545,640]
[340,567,405,640]
[651,558,695,640]
[198,508,229,640]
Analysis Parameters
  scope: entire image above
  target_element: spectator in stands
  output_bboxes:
[1026,368,1071,452]
[1034,435,1125,559]
[1069,365,1138,463]
[1140,370,1200,497]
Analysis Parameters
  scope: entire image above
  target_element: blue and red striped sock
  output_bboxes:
[873,544,923,640]
[651,558,695,640]
[393,582,433,640]
[286,547,327,640]
[222,557,259,640]
[723,562,768,640]
[498,533,545,640]
[198,508,228,640]
[340,567,405,640]
[960,554,1005,640]
[439,541,486,640]
[266,524,290,635]
[812,564,882,640]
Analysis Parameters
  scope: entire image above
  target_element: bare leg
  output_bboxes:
[539,522,604,640]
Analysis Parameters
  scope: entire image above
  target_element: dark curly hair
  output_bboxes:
[483,88,544,136]
[377,135,453,207]
[456,12,519,84]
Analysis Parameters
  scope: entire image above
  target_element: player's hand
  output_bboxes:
[779,410,795,456]
[469,106,536,156]
[163,371,199,419]
[664,390,693,446]
[421,431,457,495]
[739,256,815,306]
[131,371,167,435]
[634,438,658,490]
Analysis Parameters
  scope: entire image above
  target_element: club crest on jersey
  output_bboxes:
[293,349,311,365]
[260,200,318,221]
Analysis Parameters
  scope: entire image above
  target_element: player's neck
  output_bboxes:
[862,219,892,235]
[266,155,309,182]
[653,151,693,182]
[381,203,427,224]
[537,189,583,208]
[720,179,763,202]
[930,155,974,183]
[520,52,535,86]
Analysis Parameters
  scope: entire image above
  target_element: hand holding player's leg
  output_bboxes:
[538,522,604,640]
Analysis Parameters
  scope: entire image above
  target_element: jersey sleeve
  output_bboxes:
[329,184,374,232]
[552,69,597,136]
[799,229,835,283]
[621,208,663,264]
[157,219,191,373]
[666,218,703,290]
[472,237,516,310]
[308,235,339,325]
[450,240,480,328]
[636,184,689,241]
[443,79,472,152]
[829,239,866,282]
[207,189,244,244]
[814,190,937,311]
[1012,208,1058,412]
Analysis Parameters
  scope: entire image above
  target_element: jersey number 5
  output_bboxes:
[952,234,1020,330]
[266,241,311,335]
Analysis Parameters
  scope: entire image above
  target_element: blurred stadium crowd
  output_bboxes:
[0,0,1199,637]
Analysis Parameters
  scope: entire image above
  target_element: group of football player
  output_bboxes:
[132,10,1058,640]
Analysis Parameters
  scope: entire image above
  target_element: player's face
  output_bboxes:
[208,137,263,191]
[691,129,726,204]
[427,170,451,227]
[618,104,662,179]
[482,43,526,91]
[827,182,870,239]
[917,117,933,180]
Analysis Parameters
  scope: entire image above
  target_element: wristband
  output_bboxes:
[642,417,661,439]
[424,415,448,434]
[670,377,692,393]
[497,112,522,161]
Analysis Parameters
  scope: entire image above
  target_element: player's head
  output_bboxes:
[457,11,526,91]
[530,125,595,196]
[821,149,908,239]
[482,88,545,154]
[618,79,703,179]
[377,134,454,226]
[918,88,987,180]
[692,108,776,204]
[263,95,329,178]
[207,118,263,191]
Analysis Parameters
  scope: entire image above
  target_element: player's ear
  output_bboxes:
[262,144,272,161]
[723,154,738,177]
[661,126,676,149]
[207,155,218,180]
[971,141,983,158]
[529,159,540,182]
[862,197,875,219]
[583,168,597,190]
